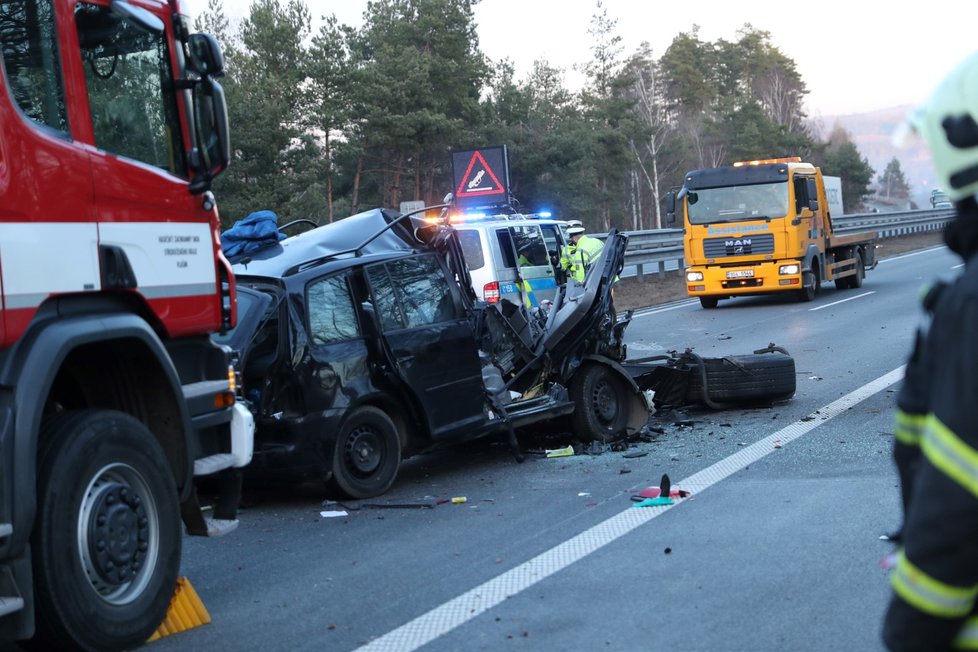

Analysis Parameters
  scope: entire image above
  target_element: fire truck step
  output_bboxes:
[193,453,237,476]
[147,577,211,642]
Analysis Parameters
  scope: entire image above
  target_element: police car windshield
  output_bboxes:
[687,182,788,225]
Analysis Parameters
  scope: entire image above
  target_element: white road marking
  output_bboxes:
[631,298,697,318]
[357,366,907,651]
[877,245,946,264]
[808,291,876,311]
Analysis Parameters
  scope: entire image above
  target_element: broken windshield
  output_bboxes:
[686,182,788,225]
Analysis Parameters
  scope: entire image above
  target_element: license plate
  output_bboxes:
[726,270,754,279]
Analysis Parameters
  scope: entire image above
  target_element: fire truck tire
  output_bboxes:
[569,363,631,442]
[326,406,402,499]
[31,410,180,652]
[685,353,796,405]
[699,296,719,309]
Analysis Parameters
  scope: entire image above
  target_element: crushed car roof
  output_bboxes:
[229,208,425,279]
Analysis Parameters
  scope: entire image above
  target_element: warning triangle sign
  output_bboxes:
[455,150,506,198]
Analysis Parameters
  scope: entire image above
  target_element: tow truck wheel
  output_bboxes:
[699,296,719,309]
[850,253,864,289]
[327,406,401,499]
[568,364,630,443]
[799,265,820,302]
[31,410,180,652]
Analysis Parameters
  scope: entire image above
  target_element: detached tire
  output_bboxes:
[569,363,630,442]
[327,406,401,499]
[685,353,796,405]
[32,410,180,652]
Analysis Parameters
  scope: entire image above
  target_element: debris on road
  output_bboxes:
[633,497,672,507]
[320,510,348,518]
[546,445,574,458]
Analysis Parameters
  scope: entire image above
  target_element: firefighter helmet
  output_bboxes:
[903,51,978,201]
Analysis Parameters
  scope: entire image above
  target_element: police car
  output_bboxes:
[451,211,572,308]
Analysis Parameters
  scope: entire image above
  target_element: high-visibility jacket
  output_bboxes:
[569,235,604,283]
[882,266,978,651]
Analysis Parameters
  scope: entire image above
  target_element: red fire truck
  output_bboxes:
[0,1,251,649]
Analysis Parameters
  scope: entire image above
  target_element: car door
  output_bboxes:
[365,253,487,439]
[497,224,558,307]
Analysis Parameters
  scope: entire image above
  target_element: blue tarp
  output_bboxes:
[221,210,285,263]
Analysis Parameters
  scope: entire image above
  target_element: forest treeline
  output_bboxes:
[195,0,911,231]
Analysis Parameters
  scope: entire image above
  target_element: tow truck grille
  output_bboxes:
[703,233,774,257]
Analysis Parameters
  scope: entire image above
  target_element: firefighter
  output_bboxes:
[882,50,978,651]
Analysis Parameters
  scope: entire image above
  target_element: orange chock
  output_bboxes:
[147,577,211,642]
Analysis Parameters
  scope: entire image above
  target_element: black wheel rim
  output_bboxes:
[590,377,620,428]
[344,425,384,478]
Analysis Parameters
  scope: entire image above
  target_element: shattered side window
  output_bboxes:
[365,263,404,331]
[456,229,485,270]
[307,274,360,345]
[387,255,458,327]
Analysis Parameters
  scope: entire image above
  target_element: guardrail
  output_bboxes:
[607,208,955,281]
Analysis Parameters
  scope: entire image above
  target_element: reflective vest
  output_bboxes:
[569,235,603,283]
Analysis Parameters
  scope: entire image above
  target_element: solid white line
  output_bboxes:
[631,298,697,318]
[356,365,907,651]
[808,291,876,311]
[953,263,965,269]
[877,245,946,264]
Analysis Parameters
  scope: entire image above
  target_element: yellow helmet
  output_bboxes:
[905,51,978,201]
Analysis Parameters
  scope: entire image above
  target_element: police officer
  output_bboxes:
[567,224,604,283]
[882,50,978,651]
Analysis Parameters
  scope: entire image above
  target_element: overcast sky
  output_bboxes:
[183,0,975,118]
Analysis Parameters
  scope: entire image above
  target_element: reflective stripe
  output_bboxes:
[892,551,978,618]
[895,410,924,446]
[955,616,978,650]
[922,414,978,499]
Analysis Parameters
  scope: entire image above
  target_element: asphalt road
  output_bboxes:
[154,243,955,652]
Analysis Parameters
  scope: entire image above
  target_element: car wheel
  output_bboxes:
[685,353,796,405]
[31,410,180,652]
[327,406,401,499]
[699,296,719,309]
[568,364,630,443]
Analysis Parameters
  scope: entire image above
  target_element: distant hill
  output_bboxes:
[814,106,938,209]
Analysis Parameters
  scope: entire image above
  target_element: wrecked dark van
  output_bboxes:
[216,208,649,498]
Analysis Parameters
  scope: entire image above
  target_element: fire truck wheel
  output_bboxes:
[31,410,180,652]
[569,363,630,442]
[326,406,402,499]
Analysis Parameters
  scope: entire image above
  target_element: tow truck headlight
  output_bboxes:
[686,271,704,282]
[779,264,800,275]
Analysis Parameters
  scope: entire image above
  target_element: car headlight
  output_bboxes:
[779,264,800,275]
[686,271,704,282]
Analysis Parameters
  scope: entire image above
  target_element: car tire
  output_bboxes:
[31,410,180,652]
[327,406,401,499]
[685,353,796,405]
[568,363,630,443]
[699,296,719,309]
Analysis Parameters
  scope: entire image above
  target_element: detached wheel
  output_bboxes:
[685,353,796,405]
[569,363,630,442]
[699,296,719,309]
[327,406,401,499]
[32,410,180,652]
